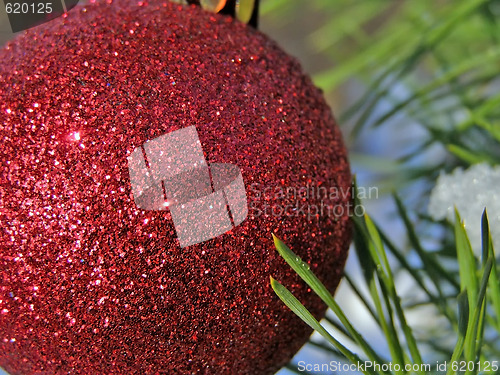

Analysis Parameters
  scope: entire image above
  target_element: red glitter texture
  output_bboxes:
[0,1,351,374]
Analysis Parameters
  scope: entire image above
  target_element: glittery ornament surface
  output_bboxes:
[0,1,351,374]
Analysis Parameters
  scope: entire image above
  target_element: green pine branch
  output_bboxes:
[271,205,499,374]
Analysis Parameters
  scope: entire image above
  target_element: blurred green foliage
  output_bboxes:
[263,0,500,188]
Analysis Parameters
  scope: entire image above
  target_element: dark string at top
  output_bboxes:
[187,0,259,28]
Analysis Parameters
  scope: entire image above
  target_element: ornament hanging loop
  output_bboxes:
[186,0,259,28]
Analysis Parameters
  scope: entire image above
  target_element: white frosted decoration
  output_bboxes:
[428,163,500,256]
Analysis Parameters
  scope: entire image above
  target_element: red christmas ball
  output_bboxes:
[0,1,351,374]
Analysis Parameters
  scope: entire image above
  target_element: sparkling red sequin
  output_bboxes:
[0,1,351,374]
